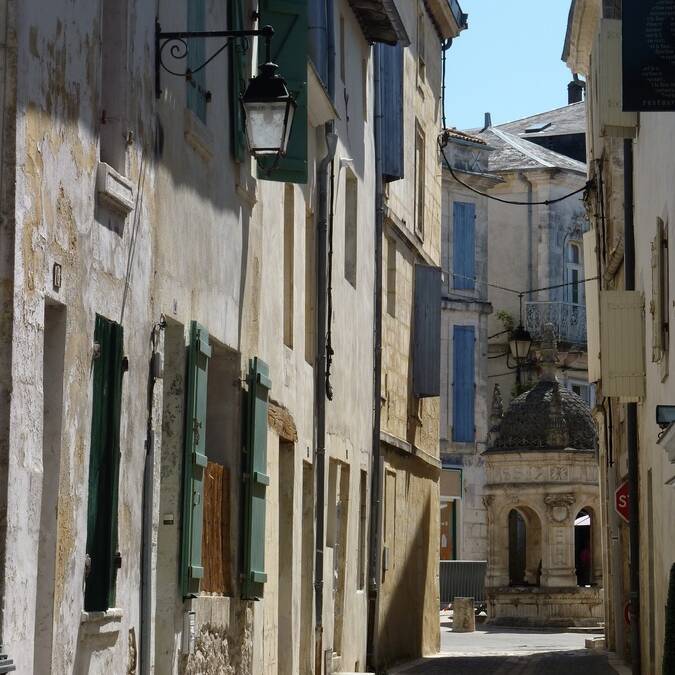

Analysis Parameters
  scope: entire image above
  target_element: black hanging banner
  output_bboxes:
[623,0,675,111]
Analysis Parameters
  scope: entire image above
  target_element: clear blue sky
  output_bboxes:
[443,0,574,130]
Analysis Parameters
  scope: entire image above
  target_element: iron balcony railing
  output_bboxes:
[525,301,587,344]
[449,0,468,29]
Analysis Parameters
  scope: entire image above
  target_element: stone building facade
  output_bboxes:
[0,0,465,674]
[485,327,602,627]
[564,1,675,672]
[438,130,497,563]
[371,0,467,668]
[472,106,591,409]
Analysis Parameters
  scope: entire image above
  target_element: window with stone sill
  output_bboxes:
[414,121,426,240]
[417,3,426,85]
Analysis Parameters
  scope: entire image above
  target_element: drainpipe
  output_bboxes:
[366,42,384,670]
[519,172,534,298]
[315,127,337,675]
[623,138,641,675]
[314,8,336,673]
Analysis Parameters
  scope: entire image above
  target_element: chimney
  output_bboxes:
[568,74,584,104]
[482,112,492,132]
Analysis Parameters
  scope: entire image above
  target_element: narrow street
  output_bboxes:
[392,616,623,674]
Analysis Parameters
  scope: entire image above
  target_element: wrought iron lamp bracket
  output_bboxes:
[155,20,274,99]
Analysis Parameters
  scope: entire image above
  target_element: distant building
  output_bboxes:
[439,129,498,564]
[471,104,592,409]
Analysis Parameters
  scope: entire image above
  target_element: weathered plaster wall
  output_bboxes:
[4,0,158,672]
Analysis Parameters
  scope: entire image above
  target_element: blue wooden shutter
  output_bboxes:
[229,0,247,161]
[379,42,404,182]
[308,0,328,86]
[242,358,271,599]
[452,325,475,442]
[85,315,124,611]
[181,321,211,597]
[257,0,308,184]
[187,0,207,122]
[413,265,442,397]
[453,202,476,290]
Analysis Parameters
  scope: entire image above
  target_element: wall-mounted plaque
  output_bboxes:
[623,0,675,111]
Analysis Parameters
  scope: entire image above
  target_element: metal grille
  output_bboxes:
[439,560,487,603]
[525,301,587,344]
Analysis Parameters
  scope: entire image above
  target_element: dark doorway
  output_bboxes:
[574,509,592,586]
[508,509,527,586]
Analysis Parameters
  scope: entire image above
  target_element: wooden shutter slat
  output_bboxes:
[242,357,271,599]
[257,0,308,184]
[379,42,404,182]
[452,325,475,442]
[181,321,210,597]
[453,202,476,290]
[412,264,442,397]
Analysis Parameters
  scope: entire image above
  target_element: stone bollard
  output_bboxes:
[452,597,475,633]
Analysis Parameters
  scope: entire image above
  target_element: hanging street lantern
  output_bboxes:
[509,324,533,362]
[155,22,296,159]
[241,61,296,158]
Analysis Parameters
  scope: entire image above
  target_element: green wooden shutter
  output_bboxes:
[187,0,207,122]
[229,0,247,161]
[181,321,211,597]
[257,0,308,184]
[242,357,271,600]
[85,315,124,612]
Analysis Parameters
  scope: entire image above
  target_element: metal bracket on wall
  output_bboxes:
[154,19,274,99]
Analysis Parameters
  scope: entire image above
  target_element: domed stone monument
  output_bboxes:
[483,324,603,626]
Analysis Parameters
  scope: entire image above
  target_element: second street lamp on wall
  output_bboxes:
[509,325,533,362]
[241,61,296,158]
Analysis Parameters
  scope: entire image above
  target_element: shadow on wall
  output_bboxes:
[377,486,433,669]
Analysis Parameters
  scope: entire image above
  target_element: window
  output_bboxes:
[379,43,404,182]
[339,15,346,83]
[362,58,368,119]
[358,470,367,590]
[284,185,295,348]
[99,0,128,173]
[386,236,397,317]
[344,172,358,287]
[414,122,425,239]
[187,0,207,123]
[452,325,475,442]
[452,202,476,290]
[564,242,584,305]
[305,209,316,364]
[651,217,669,363]
[417,3,426,83]
[85,315,124,611]
[413,265,442,398]
[383,469,396,577]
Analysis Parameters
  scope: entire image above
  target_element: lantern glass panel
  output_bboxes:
[244,100,288,155]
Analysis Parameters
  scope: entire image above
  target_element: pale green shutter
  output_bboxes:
[257,0,308,184]
[242,357,271,599]
[181,321,211,597]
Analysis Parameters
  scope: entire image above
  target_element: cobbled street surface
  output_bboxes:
[392,615,622,674]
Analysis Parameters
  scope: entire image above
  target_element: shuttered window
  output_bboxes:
[651,217,669,363]
[413,264,442,398]
[452,325,475,442]
[452,202,476,290]
[85,315,124,611]
[229,0,247,161]
[242,357,271,599]
[378,42,404,182]
[187,0,207,122]
[257,0,308,184]
[181,321,211,597]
